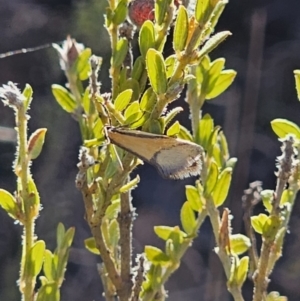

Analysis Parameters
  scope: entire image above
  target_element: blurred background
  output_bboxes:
[1,0,300,300]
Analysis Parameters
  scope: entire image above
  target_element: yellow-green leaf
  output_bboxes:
[235,256,249,287]
[271,118,300,139]
[206,70,237,99]
[23,84,33,111]
[230,234,251,255]
[262,216,281,241]
[180,201,196,235]
[113,0,128,25]
[114,89,133,111]
[167,121,180,136]
[144,246,170,264]
[204,161,219,196]
[84,237,100,255]
[139,21,156,58]
[113,38,128,68]
[0,189,18,219]
[251,214,268,234]
[51,84,77,113]
[294,70,300,101]
[261,189,274,213]
[25,240,45,277]
[185,185,202,212]
[146,48,167,95]
[212,167,232,207]
[28,128,47,160]
[173,5,188,51]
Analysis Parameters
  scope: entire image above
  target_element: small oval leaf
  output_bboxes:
[84,237,100,255]
[271,118,300,139]
[146,48,167,95]
[51,84,77,113]
[114,89,133,111]
[173,5,188,51]
[28,128,47,160]
[180,201,196,235]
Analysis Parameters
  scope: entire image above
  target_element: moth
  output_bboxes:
[106,127,202,180]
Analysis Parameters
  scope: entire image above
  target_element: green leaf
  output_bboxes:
[219,131,229,162]
[262,216,281,241]
[0,189,18,219]
[212,167,232,207]
[93,118,104,139]
[36,283,59,301]
[154,226,186,241]
[173,5,188,51]
[120,78,140,101]
[226,157,238,169]
[206,70,237,99]
[105,199,121,219]
[155,0,170,25]
[167,121,180,136]
[28,176,40,215]
[251,213,268,234]
[235,256,249,287]
[113,0,128,25]
[51,84,77,113]
[82,87,91,115]
[140,87,157,112]
[63,227,75,248]
[132,56,145,82]
[150,264,163,289]
[56,223,66,249]
[84,237,100,255]
[280,189,294,206]
[25,240,45,277]
[114,89,133,111]
[204,161,219,196]
[185,185,202,212]
[207,126,221,156]
[209,0,227,30]
[198,31,232,59]
[180,201,196,235]
[230,234,251,255]
[148,119,163,134]
[43,249,55,281]
[113,38,128,68]
[266,291,288,301]
[124,101,143,124]
[271,118,300,139]
[144,246,170,264]
[22,84,33,111]
[212,145,222,167]
[28,128,47,160]
[165,55,176,78]
[164,107,183,127]
[294,70,300,101]
[195,0,210,24]
[108,219,120,248]
[205,58,225,95]
[139,21,156,58]
[146,48,167,95]
[178,125,193,141]
[197,113,213,148]
[261,189,274,213]
[76,48,92,81]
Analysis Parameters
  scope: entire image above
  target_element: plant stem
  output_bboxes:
[109,0,120,101]
[18,105,35,301]
[118,189,133,300]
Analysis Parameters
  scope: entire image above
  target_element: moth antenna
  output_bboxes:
[0,42,62,59]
